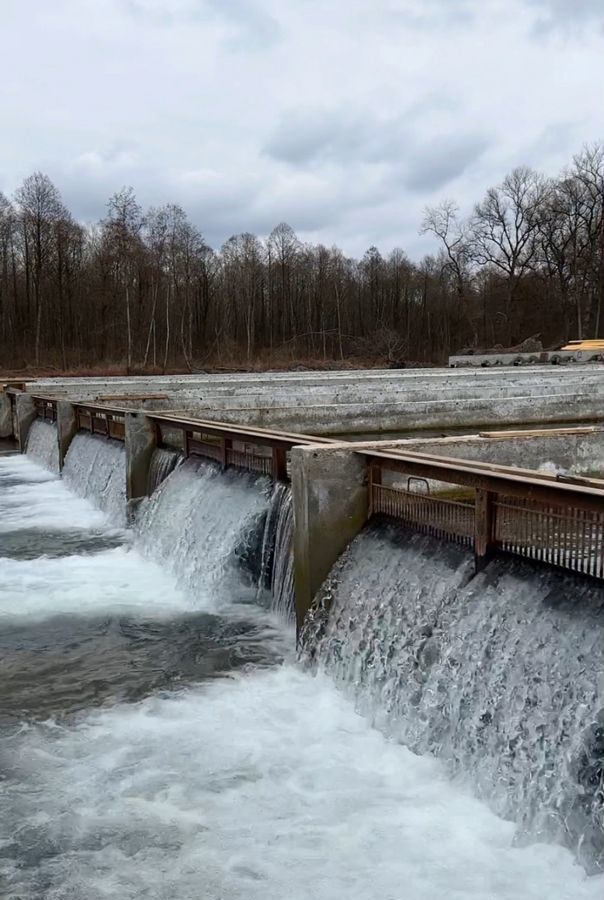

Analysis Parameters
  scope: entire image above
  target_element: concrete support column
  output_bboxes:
[290,445,368,635]
[0,392,13,439]
[56,400,78,470]
[15,394,37,451]
[125,411,157,511]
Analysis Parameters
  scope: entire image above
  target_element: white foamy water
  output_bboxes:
[3,442,603,896]
[0,455,110,533]
[136,460,271,610]
[306,524,604,869]
[25,419,60,472]
[0,546,196,621]
[3,667,602,900]
[63,432,127,525]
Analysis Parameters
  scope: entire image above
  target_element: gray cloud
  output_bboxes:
[263,109,413,166]
[527,0,604,33]
[124,0,282,48]
[0,0,601,258]
[402,134,492,192]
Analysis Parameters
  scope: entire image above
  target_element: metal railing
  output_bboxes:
[27,396,334,482]
[34,397,57,422]
[370,481,475,545]
[367,451,604,580]
[75,405,126,441]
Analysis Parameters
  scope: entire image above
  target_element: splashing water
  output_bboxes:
[135,459,274,611]
[147,446,180,495]
[63,433,127,525]
[2,665,602,900]
[25,420,59,473]
[258,482,295,620]
[303,522,604,871]
[4,438,604,896]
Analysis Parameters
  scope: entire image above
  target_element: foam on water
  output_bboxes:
[25,419,60,472]
[63,433,127,525]
[0,456,110,534]
[2,666,602,900]
[304,523,604,869]
[0,547,196,622]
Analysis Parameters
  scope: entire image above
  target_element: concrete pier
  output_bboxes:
[15,394,37,451]
[56,401,78,470]
[0,392,12,439]
[291,445,368,632]
[125,412,157,511]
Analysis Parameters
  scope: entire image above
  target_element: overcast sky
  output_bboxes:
[1,0,602,257]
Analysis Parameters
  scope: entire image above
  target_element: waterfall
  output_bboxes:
[302,521,604,872]
[258,482,295,620]
[63,433,127,525]
[147,447,180,495]
[25,420,59,473]
[136,459,280,611]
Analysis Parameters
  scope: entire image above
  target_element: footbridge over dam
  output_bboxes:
[2,371,604,879]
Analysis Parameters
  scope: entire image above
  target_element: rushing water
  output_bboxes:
[25,419,60,473]
[1,444,603,898]
[147,446,180,494]
[63,432,127,525]
[303,522,604,871]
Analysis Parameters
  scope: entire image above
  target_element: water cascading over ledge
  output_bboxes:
[301,521,604,872]
[136,457,295,619]
[25,420,59,473]
[63,433,127,526]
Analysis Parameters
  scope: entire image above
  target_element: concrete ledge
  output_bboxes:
[291,445,368,633]
[57,401,78,470]
[15,394,36,451]
[125,412,157,511]
[0,392,12,439]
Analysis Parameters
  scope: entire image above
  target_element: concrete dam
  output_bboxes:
[1,369,604,899]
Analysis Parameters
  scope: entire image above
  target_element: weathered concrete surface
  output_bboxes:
[19,367,604,435]
[56,401,78,470]
[291,445,368,633]
[369,428,604,477]
[15,394,36,451]
[0,392,12,438]
[125,412,157,511]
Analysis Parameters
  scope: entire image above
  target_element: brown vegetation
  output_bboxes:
[0,145,602,373]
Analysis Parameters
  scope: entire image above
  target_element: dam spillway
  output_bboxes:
[1,373,604,896]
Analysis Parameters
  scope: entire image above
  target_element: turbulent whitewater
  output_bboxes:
[25,419,59,473]
[1,438,603,897]
[303,522,604,871]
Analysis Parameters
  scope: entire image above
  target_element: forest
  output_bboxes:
[0,144,602,372]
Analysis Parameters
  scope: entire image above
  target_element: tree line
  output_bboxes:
[0,144,602,371]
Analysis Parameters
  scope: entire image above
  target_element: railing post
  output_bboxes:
[221,437,231,470]
[368,463,381,517]
[475,488,495,572]
[272,445,287,481]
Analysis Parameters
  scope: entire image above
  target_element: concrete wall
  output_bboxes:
[376,428,604,478]
[19,367,604,435]
[56,401,78,469]
[0,392,12,438]
[125,412,157,513]
[15,394,36,451]
[291,445,368,632]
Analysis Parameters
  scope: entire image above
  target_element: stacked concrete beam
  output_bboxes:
[20,367,604,435]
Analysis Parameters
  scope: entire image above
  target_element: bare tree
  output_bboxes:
[421,200,477,345]
[471,167,548,342]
